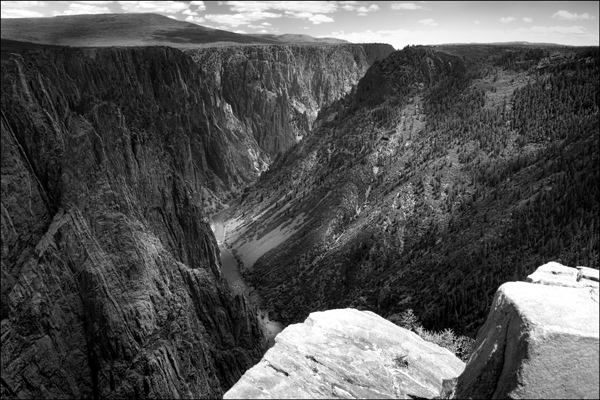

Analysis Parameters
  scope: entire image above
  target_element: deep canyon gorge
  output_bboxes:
[1,11,599,400]
[0,24,393,397]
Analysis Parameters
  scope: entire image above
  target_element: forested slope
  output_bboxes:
[226,44,599,337]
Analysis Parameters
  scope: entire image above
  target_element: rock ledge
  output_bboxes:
[224,308,465,399]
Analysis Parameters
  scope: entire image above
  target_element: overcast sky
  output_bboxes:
[1,1,598,48]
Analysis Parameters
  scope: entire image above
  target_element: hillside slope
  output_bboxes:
[224,44,599,336]
[1,13,347,48]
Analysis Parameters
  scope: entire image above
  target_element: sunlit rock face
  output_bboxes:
[224,308,465,399]
[454,262,599,399]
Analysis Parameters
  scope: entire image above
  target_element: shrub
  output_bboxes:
[394,309,475,362]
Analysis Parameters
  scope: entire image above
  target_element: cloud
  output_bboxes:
[0,8,44,18]
[0,1,46,6]
[261,22,271,26]
[233,29,246,34]
[183,9,198,16]
[523,17,532,23]
[204,11,281,27]
[391,3,422,11]
[203,1,340,27]
[189,1,206,11]
[56,3,111,15]
[310,13,334,23]
[185,15,205,24]
[500,16,516,23]
[419,18,438,26]
[74,1,114,4]
[1,0,47,16]
[340,2,379,15]
[474,20,480,24]
[222,1,338,14]
[357,4,379,16]
[552,10,595,21]
[118,1,188,14]
[285,11,334,24]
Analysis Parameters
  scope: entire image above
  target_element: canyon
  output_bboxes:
[226,44,599,337]
[1,12,599,400]
[0,16,392,398]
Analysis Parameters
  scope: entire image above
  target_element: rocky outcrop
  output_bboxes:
[454,262,599,399]
[526,261,599,288]
[223,308,465,399]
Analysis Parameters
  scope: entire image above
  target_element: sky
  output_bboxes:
[1,1,598,48]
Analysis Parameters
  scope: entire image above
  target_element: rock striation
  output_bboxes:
[454,262,599,399]
[223,308,465,399]
[1,52,266,399]
[187,43,394,159]
[1,41,392,205]
[0,39,391,398]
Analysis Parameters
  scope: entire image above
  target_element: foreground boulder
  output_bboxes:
[224,308,465,399]
[454,262,599,399]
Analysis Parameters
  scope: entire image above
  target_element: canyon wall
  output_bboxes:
[188,43,393,160]
[0,42,391,399]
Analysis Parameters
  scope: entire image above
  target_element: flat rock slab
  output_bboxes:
[527,261,599,289]
[225,308,465,399]
[455,280,599,399]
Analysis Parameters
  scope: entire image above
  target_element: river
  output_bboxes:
[211,206,283,347]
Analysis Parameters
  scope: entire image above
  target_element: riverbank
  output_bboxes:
[211,206,283,347]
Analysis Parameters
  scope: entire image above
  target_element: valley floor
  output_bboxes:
[212,206,283,347]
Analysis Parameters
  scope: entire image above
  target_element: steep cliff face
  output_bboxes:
[187,43,394,158]
[0,40,392,399]
[0,41,392,206]
[0,47,268,398]
[454,262,599,399]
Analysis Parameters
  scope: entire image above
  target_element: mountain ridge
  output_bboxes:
[1,13,352,48]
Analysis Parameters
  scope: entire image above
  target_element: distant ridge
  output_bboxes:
[0,13,348,48]
[438,41,575,47]
[249,33,348,44]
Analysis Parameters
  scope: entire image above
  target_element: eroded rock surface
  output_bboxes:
[0,52,268,400]
[454,263,600,399]
[0,41,391,398]
[224,308,465,399]
[526,261,599,289]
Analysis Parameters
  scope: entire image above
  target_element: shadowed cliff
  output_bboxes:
[0,33,392,398]
[0,46,269,398]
